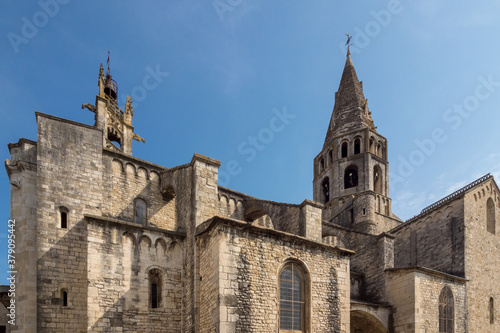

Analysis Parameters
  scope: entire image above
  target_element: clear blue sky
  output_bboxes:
[1,1,500,278]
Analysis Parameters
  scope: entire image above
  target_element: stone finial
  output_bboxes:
[125,96,133,114]
[125,96,133,126]
[98,64,104,84]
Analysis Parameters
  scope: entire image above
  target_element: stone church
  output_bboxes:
[5,51,499,332]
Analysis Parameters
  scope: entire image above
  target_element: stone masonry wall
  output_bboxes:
[392,198,465,276]
[323,223,393,303]
[102,151,176,230]
[160,154,220,332]
[35,113,103,332]
[385,268,466,333]
[197,226,220,332]
[197,218,352,333]
[218,187,245,220]
[463,180,500,332]
[385,270,415,332]
[243,199,302,234]
[415,271,466,333]
[86,216,184,332]
[298,200,323,242]
[161,163,195,332]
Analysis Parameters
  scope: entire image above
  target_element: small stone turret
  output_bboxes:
[82,58,144,155]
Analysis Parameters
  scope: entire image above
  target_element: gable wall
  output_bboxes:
[463,179,500,332]
[35,114,102,332]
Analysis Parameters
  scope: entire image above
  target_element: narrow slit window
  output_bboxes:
[61,289,68,307]
[151,283,158,308]
[490,297,495,324]
[354,138,361,154]
[61,212,67,229]
[322,178,330,203]
[341,142,348,158]
[149,268,162,309]
[135,199,147,224]
[344,166,358,189]
[487,198,496,234]
[374,166,382,194]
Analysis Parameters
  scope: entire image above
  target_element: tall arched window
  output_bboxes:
[134,199,147,224]
[149,269,162,309]
[490,297,495,324]
[322,178,330,203]
[373,165,382,194]
[341,142,348,158]
[319,158,325,172]
[439,287,454,333]
[344,165,358,189]
[487,198,496,234]
[279,263,306,331]
[354,138,361,154]
[328,149,333,164]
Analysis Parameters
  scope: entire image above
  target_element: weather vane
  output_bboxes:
[345,33,352,51]
[107,51,111,75]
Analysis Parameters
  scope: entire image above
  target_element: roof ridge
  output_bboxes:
[406,173,491,223]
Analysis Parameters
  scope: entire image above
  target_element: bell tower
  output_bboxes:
[82,54,144,155]
[313,51,399,234]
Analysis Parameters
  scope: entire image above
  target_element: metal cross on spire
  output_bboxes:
[106,51,111,75]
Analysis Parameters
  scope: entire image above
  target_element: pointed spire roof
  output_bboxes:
[324,51,375,147]
[337,50,366,108]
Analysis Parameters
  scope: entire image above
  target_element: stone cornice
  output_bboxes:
[103,148,168,171]
[385,266,468,283]
[196,215,355,256]
[191,153,221,168]
[85,214,186,239]
[35,112,98,131]
[7,138,37,152]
